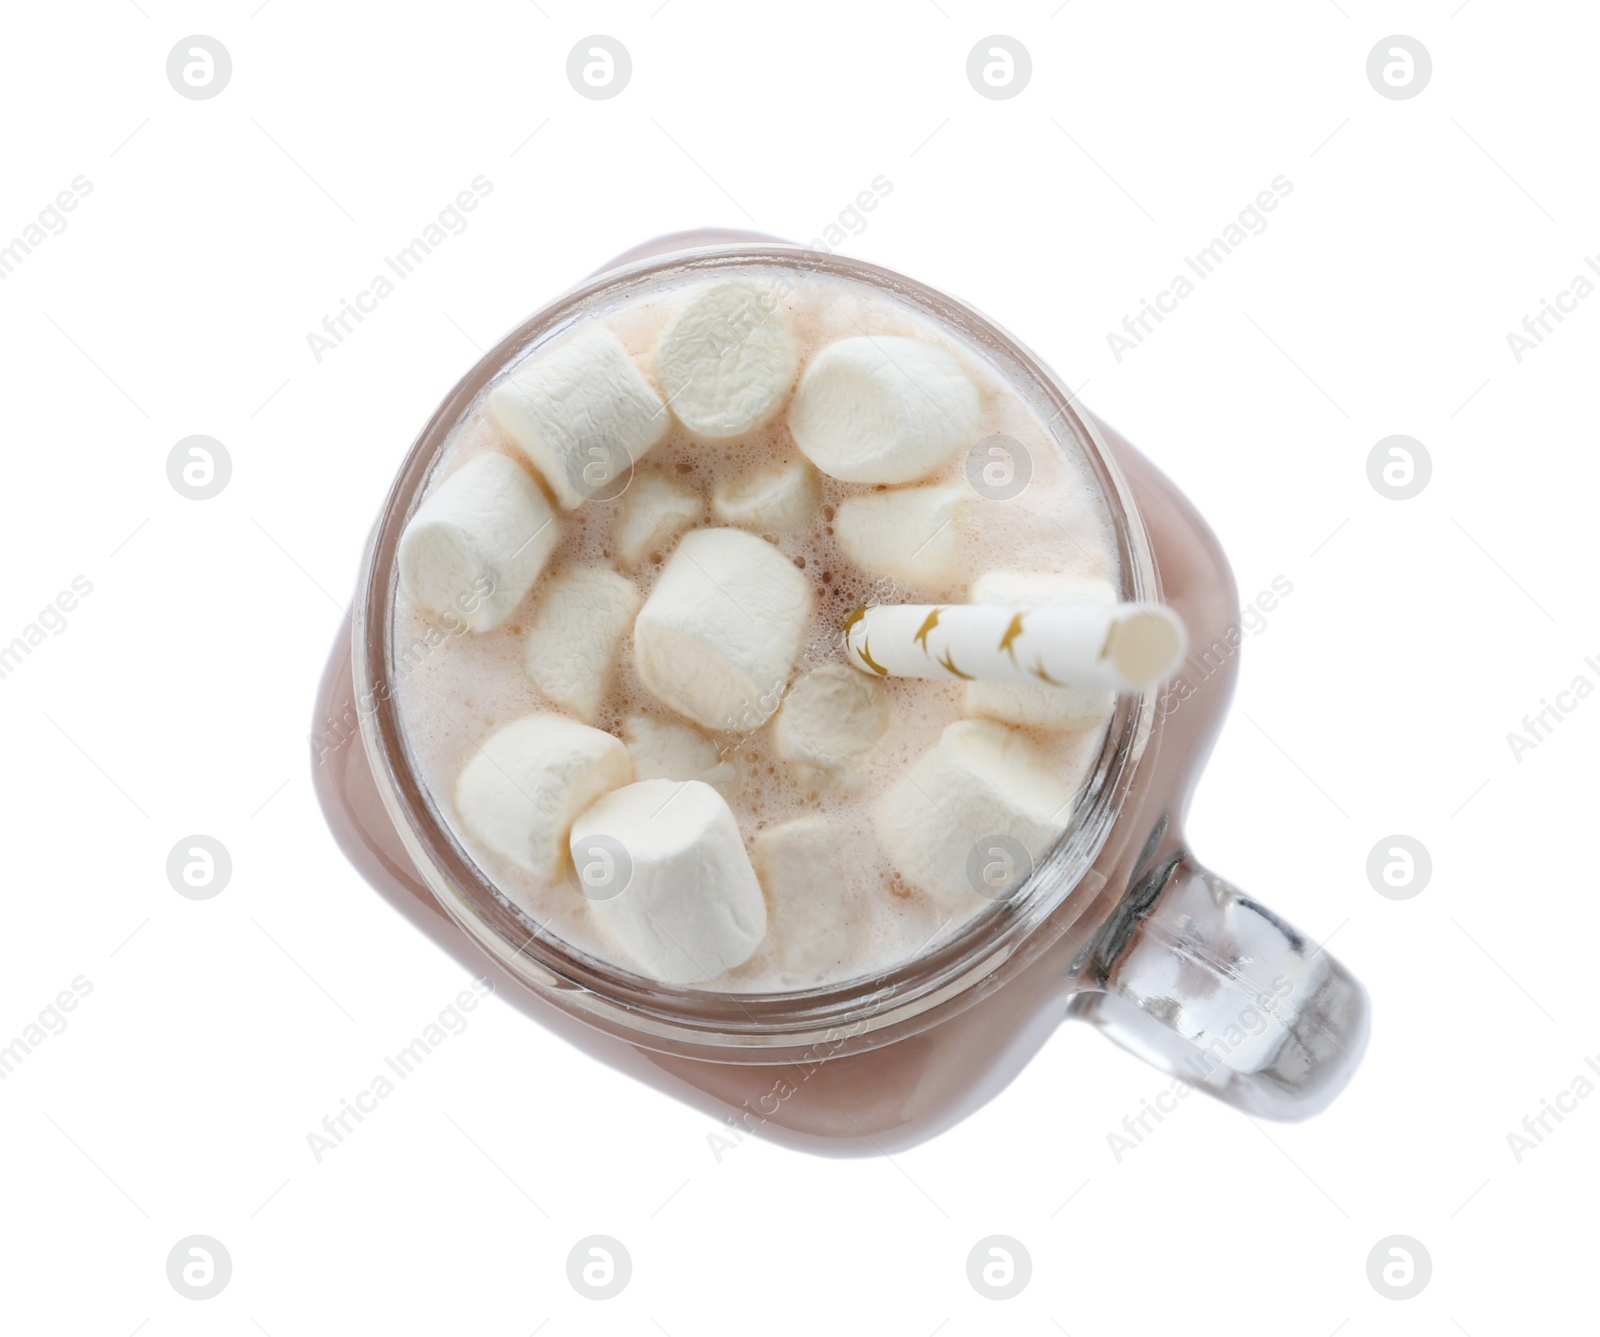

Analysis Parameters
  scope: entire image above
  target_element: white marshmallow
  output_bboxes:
[711,456,817,536]
[571,779,766,984]
[488,324,670,509]
[633,528,813,732]
[523,564,641,721]
[456,714,631,882]
[834,485,964,590]
[964,570,1117,731]
[775,664,891,787]
[622,713,738,797]
[655,278,799,439]
[874,719,1072,907]
[788,335,981,484]
[398,452,560,633]
[752,817,863,978]
[614,473,702,569]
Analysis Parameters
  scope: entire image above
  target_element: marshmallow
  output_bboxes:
[655,278,799,439]
[523,564,641,721]
[571,779,767,984]
[614,472,702,569]
[711,456,818,536]
[788,336,981,484]
[874,719,1072,907]
[633,527,813,732]
[775,664,891,786]
[455,714,631,881]
[398,452,560,633]
[964,570,1117,731]
[834,485,964,590]
[622,712,738,797]
[752,817,863,977]
[488,324,670,509]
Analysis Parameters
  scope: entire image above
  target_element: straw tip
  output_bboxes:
[1107,604,1187,687]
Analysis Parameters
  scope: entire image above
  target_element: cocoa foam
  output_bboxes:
[391,268,1119,992]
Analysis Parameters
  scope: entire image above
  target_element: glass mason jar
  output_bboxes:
[312,231,1369,1151]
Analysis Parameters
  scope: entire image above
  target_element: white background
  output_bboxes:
[2,1,1594,1332]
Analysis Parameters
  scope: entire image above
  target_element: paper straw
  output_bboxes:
[843,601,1186,693]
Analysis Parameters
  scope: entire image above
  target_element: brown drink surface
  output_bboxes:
[392,268,1122,991]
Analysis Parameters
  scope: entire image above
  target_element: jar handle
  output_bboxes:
[1069,849,1369,1119]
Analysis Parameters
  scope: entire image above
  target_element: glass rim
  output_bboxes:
[352,243,1162,1058]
